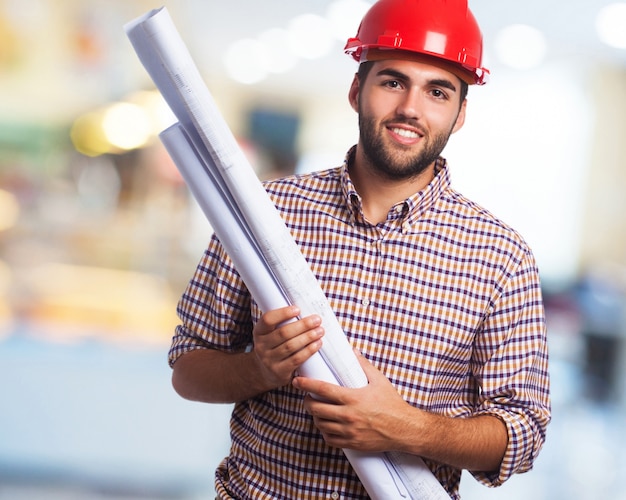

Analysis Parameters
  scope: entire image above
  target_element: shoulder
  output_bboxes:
[263,167,344,206]
[436,187,534,259]
[264,166,342,191]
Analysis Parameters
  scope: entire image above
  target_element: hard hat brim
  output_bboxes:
[361,48,485,86]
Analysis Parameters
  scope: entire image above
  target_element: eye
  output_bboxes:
[430,88,449,100]
[383,79,402,89]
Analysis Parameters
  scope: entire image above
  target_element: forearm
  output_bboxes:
[171,308,324,404]
[171,348,273,404]
[296,353,509,473]
[398,409,508,472]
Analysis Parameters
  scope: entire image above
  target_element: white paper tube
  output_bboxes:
[127,8,450,499]
[159,123,448,500]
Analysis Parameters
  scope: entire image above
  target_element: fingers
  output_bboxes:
[252,307,324,389]
[292,376,341,402]
[292,350,374,401]
[355,349,380,381]
[254,305,301,334]
[255,308,323,356]
[299,392,360,449]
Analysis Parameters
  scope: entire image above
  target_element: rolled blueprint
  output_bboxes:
[160,123,338,386]
[159,123,446,500]
[126,7,450,499]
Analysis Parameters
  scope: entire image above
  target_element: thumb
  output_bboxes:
[354,349,383,382]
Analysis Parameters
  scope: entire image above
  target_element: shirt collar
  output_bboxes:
[340,146,451,231]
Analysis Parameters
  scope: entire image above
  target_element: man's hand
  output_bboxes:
[172,305,324,404]
[252,306,325,390]
[293,350,508,472]
[292,351,411,452]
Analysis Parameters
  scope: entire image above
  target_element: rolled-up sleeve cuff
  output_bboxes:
[168,324,211,368]
[470,408,542,487]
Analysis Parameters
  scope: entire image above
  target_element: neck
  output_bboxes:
[349,148,436,224]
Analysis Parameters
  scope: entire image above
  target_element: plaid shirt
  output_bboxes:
[170,149,551,499]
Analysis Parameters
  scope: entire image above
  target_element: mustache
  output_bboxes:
[384,117,425,134]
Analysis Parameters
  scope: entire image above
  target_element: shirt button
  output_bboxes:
[330,492,340,500]
[361,298,370,307]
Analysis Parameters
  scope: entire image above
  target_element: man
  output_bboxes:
[169,0,551,498]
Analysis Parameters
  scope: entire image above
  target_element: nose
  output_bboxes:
[395,87,422,120]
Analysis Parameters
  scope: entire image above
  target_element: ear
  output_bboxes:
[451,99,467,134]
[348,73,360,112]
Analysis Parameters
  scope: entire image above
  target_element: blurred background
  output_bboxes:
[1,0,625,498]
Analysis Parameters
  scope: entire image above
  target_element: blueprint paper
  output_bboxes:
[125,6,365,389]
[160,123,342,386]
[126,8,450,499]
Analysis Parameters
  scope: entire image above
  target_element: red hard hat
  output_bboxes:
[345,0,489,85]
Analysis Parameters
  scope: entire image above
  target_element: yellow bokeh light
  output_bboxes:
[126,90,176,134]
[102,102,151,151]
[71,97,160,157]
[70,110,110,156]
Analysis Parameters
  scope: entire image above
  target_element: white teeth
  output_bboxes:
[392,127,418,139]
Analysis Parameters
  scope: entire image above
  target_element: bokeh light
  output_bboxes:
[0,189,19,232]
[286,14,335,60]
[494,24,548,70]
[102,102,151,151]
[596,2,626,49]
[224,37,270,84]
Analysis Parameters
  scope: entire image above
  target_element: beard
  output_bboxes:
[358,112,454,182]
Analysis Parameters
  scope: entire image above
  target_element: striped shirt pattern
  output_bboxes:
[170,149,551,499]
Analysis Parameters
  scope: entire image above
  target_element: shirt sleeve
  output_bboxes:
[168,235,253,367]
[469,247,551,487]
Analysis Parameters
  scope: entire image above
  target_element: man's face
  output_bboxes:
[349,59,467,181]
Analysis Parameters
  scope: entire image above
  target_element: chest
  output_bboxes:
[292,218,504,403]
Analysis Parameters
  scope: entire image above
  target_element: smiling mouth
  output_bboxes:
[387,124,426,144]
[390,127,420,139]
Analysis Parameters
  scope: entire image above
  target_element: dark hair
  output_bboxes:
[357,61,469,106]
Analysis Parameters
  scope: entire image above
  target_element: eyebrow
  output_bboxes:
[375,68,458,93]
